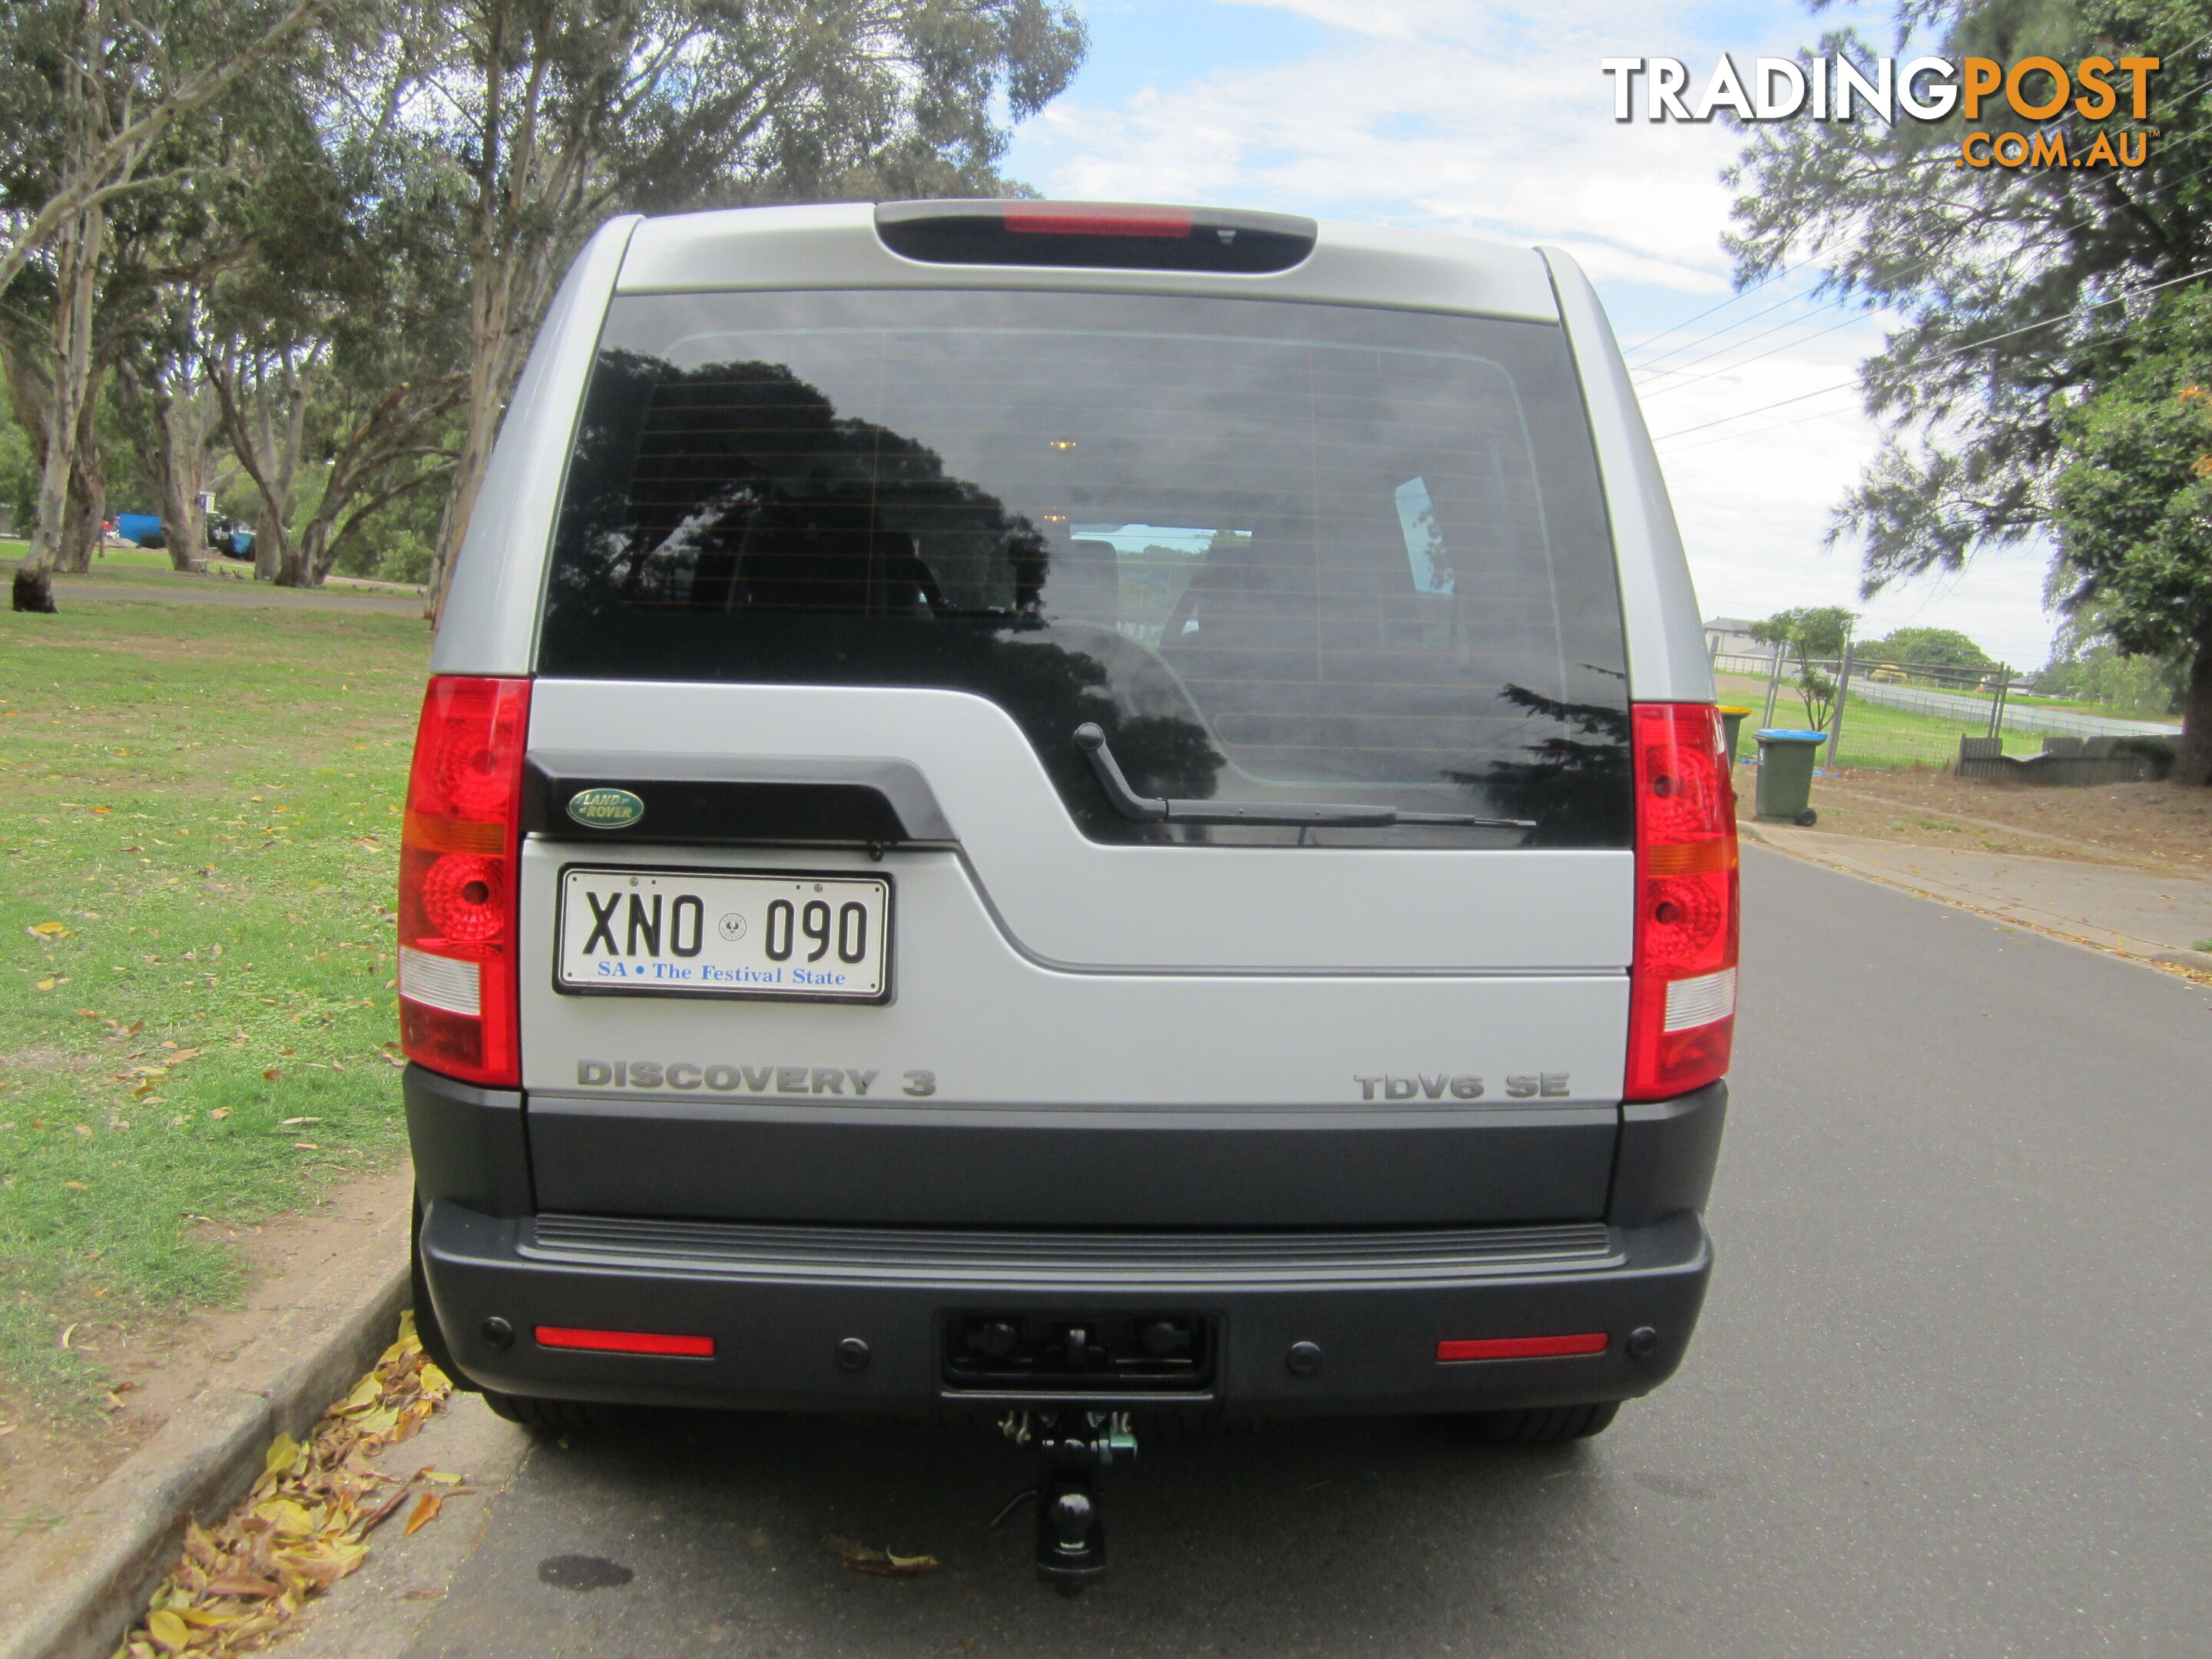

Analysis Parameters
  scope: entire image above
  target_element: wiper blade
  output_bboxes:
[1071,725,1535,833]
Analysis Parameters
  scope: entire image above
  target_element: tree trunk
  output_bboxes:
[2175,632,2212,788]
[60,413,104,575]
[13,202,102,611]
[125,351,213,572]
[157,382,210,572]
[426,263,518,622]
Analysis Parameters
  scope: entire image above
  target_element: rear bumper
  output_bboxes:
[416,1200,1712,1418]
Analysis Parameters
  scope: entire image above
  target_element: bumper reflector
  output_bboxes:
[1437,1333,1608,1362]
[535,1326,715,1358]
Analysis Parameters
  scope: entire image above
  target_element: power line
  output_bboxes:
[1632,50,2212,378]
[1628,270,1827,371]
[1618,256,1816,360]
[1649,138,2212,434]
[1645,261,2212,445]
[1640,306,1883,399]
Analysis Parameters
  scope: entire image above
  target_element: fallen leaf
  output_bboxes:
[293,1143,320,1151]
[58,1323,78,1348]
[63,1181,88,1190]
[202,1572,282,1599]
[826,1535,939,1577]
[145,1607,190,1651]
[416,1469,465,1485]
[262,1068,282,1081]
[208,1108,230,1121]
[263,1433,303,1478]
[35,978,56,992]
[28,921,71,938]
[402,1492,442,1536]
[280,1117,321,1126]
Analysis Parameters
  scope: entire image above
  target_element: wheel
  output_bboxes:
[1793,807,1818,826]
[1465,1400,1621,1445]
[482,1390,616,1433]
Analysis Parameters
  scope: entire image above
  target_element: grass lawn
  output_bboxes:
[1716,671,2043,770]
[1,596,427,1412]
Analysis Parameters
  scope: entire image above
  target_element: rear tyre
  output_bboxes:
[1464,1400,1621,1445]
[1793,807,1818,826]
[481,1391,616,1434]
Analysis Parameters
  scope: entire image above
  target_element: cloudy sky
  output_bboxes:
[1001,0,2061,668]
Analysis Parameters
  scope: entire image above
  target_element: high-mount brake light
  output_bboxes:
[873,200,1316,273]
[1624,704,1739,1101]
[396,677,529,1088]
[1003,205,1193,238]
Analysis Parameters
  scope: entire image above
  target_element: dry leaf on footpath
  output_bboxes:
[825,1535,940,1578]
[111,1312,455,1658]
[402,1492,442,1536]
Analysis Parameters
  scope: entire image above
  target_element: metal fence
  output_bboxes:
[1710,645,2181,773]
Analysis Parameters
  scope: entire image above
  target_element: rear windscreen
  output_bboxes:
[539,290,1631,847]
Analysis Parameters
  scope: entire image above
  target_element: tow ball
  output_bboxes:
[996,1409,1137,1594]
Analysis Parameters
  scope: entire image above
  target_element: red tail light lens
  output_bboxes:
[1625,704,1739,1101]
[397,677,529,1088]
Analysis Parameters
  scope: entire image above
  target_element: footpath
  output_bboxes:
[1740,820,2212,975]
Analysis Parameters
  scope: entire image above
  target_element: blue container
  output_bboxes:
[115,512,165,549]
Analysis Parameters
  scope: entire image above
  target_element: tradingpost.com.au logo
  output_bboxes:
[1603,54,2161,170]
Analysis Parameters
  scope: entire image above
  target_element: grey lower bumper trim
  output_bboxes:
[420,1201,1710,1418]
[521,1214,1623,1286]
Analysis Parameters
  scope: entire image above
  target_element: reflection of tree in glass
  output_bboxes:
[554,351,1045,614]
[541,346,1224,841]
[1452,682,1631,846]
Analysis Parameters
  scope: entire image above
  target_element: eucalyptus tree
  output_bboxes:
[1,0,338,611]
[200,109,472,589]
[406,0,1087,621]
[1724,0,2212,772]
[2049,286,2212,779]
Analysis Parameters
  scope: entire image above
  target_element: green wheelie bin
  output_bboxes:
[1717,705,1752,765]
[1753,728,1826,825]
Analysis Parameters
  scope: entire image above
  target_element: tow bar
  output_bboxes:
[996,1409,1137,1594]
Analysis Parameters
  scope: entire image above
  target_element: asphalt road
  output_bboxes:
[316,847,2212,1658]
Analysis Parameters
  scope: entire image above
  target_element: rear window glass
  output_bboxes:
[539,290,1630,847]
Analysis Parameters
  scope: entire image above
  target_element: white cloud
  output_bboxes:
[1026,14,1743,293]
[1012,1,2062,666]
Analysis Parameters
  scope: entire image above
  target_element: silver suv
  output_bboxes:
[400,200,1735,1588]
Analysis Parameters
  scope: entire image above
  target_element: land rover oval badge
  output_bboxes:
[567,787,644,830]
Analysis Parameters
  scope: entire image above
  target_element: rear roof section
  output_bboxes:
[614,201,1564,320]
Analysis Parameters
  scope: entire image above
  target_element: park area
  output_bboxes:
[0,564,428,1536]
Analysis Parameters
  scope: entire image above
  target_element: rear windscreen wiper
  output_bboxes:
[1072,725,1536,833]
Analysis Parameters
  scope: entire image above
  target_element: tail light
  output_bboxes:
[397,677,530,1087]
[1625,704,1739,1101]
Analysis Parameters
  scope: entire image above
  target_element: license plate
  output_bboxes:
[555,867,892,1002]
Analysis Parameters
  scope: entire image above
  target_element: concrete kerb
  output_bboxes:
[0,1207,409,1659]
